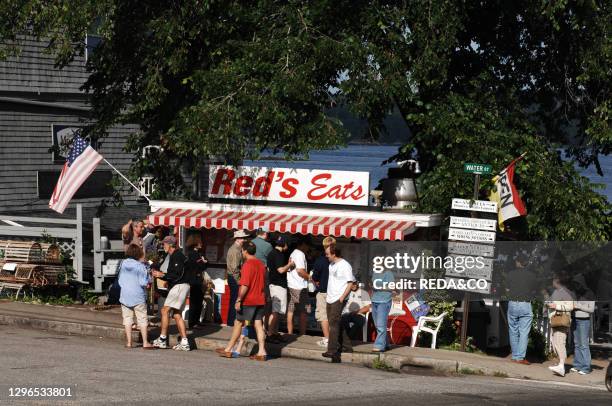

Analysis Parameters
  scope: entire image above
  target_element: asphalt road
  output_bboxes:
[0,326,610,406]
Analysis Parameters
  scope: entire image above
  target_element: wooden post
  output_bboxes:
[460,174,480,352]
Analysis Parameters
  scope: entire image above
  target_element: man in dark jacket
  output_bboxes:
[152,236,195,351]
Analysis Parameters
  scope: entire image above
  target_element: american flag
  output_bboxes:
[49,136,103,214]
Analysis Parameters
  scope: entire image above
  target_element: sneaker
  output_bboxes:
[549,365,565,377]
[173,341,191,351]
[316,338,329,348]
[153,336,168,349]
[570,367,578,373]
[578,370,590,375]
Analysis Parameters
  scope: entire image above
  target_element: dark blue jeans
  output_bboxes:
[573,318,591,373]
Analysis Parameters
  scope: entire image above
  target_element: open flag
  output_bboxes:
[489,153,527,230]
[49,136,103,214]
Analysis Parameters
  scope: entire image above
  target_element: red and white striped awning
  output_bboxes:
[148,207,417,241]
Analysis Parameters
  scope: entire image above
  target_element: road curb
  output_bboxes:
[2,312,606,389]
[0,314,140,341]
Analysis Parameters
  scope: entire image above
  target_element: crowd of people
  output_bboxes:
[115,221,391,362]
[507,255,596,377]
[115,219,597,373]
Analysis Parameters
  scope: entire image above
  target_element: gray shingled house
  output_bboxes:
[0,37,149,283]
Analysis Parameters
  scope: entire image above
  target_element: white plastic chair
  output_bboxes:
[410,312,447,349]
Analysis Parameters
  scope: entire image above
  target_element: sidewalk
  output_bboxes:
[0,300,608,389]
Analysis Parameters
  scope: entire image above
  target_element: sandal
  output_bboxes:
[249,354,268,361]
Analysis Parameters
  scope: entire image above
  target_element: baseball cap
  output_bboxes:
[275,236,287,246]
[161,236,177,246]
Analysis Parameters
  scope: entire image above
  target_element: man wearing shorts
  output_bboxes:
[152,236,195,351]
[287,239,310,335]
[266,236,292,341]
[218,241,268,360]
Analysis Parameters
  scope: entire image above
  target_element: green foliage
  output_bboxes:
[1,1,609,238]
[14,293,74,306]
[371,356,395,372]
[78,287,101,305]
[440,336,482,354]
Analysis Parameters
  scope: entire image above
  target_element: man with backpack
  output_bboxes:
[151,236,195,351]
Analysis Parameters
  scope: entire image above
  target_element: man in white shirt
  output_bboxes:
[323,244,355,362]
[287,239,310,335]
[341,281,371,340]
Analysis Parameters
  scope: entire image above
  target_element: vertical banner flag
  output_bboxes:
[489,153,527,230]
[49,136,103,214]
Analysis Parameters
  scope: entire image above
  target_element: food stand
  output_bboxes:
[147,164,443,335]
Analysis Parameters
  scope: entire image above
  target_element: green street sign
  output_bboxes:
[463,163,492,175]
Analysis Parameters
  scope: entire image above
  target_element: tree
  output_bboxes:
[1,1,610,239]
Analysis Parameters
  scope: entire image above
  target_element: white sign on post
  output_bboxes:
[450,216,497,232]
[449,228,496,244]
[445,254,493,280]
[452,198,498,213]
[448,241,495,258]
[446,267,493,281]
[208,165,370,206]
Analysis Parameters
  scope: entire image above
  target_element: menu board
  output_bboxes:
[201,228,232,264]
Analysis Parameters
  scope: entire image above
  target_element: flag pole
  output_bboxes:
[102,158,150,203]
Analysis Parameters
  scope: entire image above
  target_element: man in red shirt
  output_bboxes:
[217,240,268,360]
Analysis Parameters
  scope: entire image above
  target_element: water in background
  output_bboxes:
[246,144,611,202]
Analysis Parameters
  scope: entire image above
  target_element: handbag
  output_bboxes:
[550,311,571,328]
[107,260,124,305]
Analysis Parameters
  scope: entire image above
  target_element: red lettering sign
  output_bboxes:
[208,165,369,206]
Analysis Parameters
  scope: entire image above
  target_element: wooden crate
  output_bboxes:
[40,243,62,264]
[0,240,44,263]
[37,265,67,286]
[14,264,42,281]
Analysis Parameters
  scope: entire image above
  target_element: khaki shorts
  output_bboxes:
[164,283,190,311]
[288,288,307,313]
[315,292,328,322]
[121,303,148,327]
[269,284,288,315]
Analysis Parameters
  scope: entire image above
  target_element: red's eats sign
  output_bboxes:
[208,165,370,206]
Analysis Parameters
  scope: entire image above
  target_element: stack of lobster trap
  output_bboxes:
[0,240,66,297]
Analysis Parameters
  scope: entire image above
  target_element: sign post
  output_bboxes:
[453,162,496,352]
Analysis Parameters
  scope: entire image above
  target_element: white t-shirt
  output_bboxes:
[343,288,371,316]
[326,258,355,304]
[287,248,308,290]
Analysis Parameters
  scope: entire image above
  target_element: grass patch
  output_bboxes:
[493,371,509,378]
[372,357,395,372]
[459,367,485,375]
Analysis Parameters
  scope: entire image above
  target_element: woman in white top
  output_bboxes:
[546,275,575,377]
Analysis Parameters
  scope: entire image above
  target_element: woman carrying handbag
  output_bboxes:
[546,274,575,377]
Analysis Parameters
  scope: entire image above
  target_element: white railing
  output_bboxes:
[0,204,83,282]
